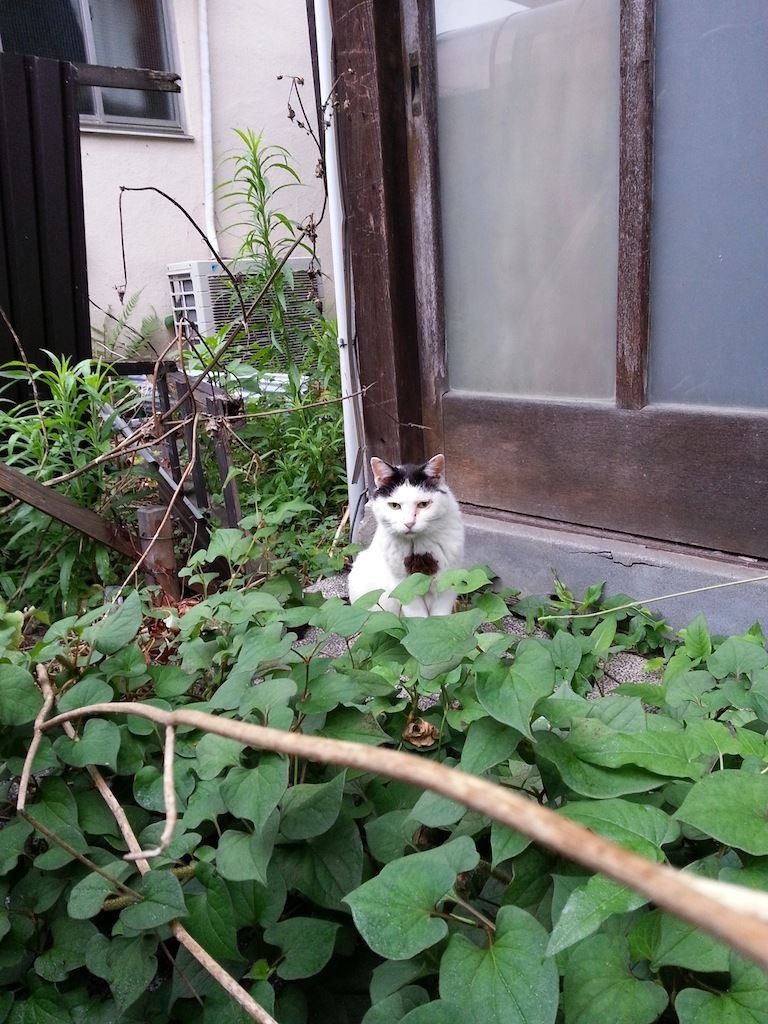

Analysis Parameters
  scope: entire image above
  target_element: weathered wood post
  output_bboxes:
[137,505,181,600]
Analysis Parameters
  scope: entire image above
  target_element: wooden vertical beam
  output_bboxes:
[60,59,91,359]
[205,394,242,528]
[330,0,424,467]
[616,0,656,410]
[400,0,446,453]
[0,54,48,368]
[137,505,181,599]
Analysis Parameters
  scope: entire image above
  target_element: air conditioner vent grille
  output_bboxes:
[167,258,320,369]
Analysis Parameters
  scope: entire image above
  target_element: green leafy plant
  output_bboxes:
[178,131,348,579]
[2,570,768,1021]
[219,127,316,376]
[91,291,163,361]
[0,353,143,614]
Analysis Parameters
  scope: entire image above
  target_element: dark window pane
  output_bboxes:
[101,86,172,120]
[89,0,175,121]
[648,0,768,408]
[0,0,87,61]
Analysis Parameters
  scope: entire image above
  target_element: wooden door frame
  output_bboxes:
[328,0,426,469]
[328,0,655,451]
[329,0,768,559]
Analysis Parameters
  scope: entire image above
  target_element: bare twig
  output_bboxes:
[27,667,275,1023]
[20,810,142,899]
[229,382,371,422]
[329,505,350,554]
[38,701,768,973]
[539,574,768,622]
[16,665,56,811]
[37,417,192,491]
[119,186,248,329]
[125,726,176,861]
[89,297,151,344]
[16,666,141,899]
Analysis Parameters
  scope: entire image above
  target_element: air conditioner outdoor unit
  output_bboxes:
[167,256,321,368]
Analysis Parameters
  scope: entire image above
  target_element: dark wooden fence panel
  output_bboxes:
[0,54,89,401]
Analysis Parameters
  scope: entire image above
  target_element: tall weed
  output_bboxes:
[0,354,141,613]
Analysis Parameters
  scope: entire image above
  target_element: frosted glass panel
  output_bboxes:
[435,0,619,399]
[648,0,768,408]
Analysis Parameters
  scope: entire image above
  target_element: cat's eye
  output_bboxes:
[417,500,432,509]
[388,501,401,509]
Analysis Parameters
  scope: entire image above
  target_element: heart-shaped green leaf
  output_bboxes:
[277,814,363,910]
[476,640,555,737]
[216,812,279,885]
[280,771,346,840]
[0,665,43,725]
[402,610,487,667]
[221,756,288,831]
[344,838,479,959]
[563,934,668,1024]
[675,770,768,854]
[439,905,558,1024]
[68,861,134,919]
[84,591,142,655]
[263,917,340,979]
[54,719,121,771]
[675,954,768,1023]
[119,871,187,931]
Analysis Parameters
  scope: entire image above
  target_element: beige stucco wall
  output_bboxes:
[81,0,331,349]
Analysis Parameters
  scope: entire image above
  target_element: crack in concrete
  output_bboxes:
[592,549,653,569]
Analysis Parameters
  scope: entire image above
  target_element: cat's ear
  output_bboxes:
[370,457,397,490]
[423,454,445,483]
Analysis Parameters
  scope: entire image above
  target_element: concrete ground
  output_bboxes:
[350,502,768,634]
[301,572,663,694]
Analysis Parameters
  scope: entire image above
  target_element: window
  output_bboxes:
[0,0,181,131]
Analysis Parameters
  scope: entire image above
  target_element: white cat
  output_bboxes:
[347,454,464,617]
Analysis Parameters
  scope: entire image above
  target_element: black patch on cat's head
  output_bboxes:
[373,462,443,498]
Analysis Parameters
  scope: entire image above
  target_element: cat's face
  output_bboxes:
[370,454,450,538]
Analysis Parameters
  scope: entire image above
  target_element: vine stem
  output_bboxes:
[539,573,768,621]
[21,668,276,1024]
[448,891,496,933]
[36,700,768,973]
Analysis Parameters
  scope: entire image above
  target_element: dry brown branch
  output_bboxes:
[540,574,768,621]
[19,809,142,899]
[329,505,350,554]
[25,416,191,492]
[167,922,277,1022]
[125,725,177,861]
[26,667,277,1024]
[228,382,371,422]
[37,701,768,973]
[16,665,56,811]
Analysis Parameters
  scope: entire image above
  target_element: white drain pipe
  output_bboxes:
[312,2,367,537]
[198,0,219,254]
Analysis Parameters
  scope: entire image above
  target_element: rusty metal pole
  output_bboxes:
[137,505,181,600]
